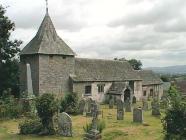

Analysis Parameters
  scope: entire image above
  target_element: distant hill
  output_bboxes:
[145,65,186,74]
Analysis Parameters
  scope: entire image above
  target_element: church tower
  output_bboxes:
[20,3,75,95]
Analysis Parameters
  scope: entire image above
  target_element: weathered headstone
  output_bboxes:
[133,107,143,123]
[58,112,72,137]
[142,100,148,111]
[132,96,137,104]
[125,98,132,112]
[79,99,85,115]
[86,99,95,117]
[151,98,161,116]
[109,98,114,109]
[84,103,101,140]
[117,99,124,120]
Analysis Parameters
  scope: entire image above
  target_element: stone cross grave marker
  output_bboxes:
[117,99,124,120]
[84,102,101,140]
[58,112,72,137]
[133,107,143,123]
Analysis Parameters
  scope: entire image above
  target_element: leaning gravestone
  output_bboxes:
[125,98,132,112]
[109,98,114,109]
[133,107,143,123]
[151,98,161,116]
[79,99,85,115]
[117,99,124,120]
[58,112,72,137]
[142,100,148,111]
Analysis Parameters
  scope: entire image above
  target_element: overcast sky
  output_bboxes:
[1,0,186,67]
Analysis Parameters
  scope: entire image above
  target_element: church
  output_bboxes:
[20,8,163,103]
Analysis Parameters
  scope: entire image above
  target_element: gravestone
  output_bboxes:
[79,99,85,115]
[109,98,114,109]
[151,98,161,116]
[87,98,94,112]
[125,98,132,112]
[58,112,72,137]
[142,100,148,111]
[132,96,136,104]
[133,107,143,123]
[117,99,124,120]
[86,99,96,117]
[84,103,101,140]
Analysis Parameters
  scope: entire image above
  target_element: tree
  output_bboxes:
[0,5,22,96]
[162,86,186,139]
[127,59,142,70]
[114,58,142,70]
[35,94,57,135]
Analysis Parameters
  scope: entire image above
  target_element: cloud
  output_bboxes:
[1,0,186,67]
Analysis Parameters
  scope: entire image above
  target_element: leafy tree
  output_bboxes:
[114,58,142,70]
[35,94,57,135]
[160,75,170,82]
[0,5,22,96]
[162,86,186,139]
[127,59,142,70]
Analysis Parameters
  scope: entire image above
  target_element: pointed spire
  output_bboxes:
[20,2,75,56]
[46,0,48,13]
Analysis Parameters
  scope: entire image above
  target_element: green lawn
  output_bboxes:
[0,105,164,140]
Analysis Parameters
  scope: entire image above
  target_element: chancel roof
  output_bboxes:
[137,70,163,85]
[71,58,142,82]
[20,12,75,56]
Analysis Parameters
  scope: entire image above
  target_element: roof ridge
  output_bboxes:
[75,57,128,63]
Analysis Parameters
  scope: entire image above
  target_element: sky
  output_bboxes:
[1,0,186,67]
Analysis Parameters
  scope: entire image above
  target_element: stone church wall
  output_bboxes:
[39,55,75,96]
[73,82,112,102]
[142,84,163,99]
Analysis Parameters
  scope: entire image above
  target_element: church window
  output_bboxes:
[97,84,104,93]
[85,85,91,95]
[143,91,147,96]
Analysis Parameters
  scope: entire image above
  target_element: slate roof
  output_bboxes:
[137,70,163,86]
[71,58,142,82]
[20,12,75,56]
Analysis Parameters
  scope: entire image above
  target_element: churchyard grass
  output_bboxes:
[0,104,164,140]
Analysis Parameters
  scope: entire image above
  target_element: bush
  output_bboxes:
[35,93,57,135]
[162,86,186,139]
[19,117,43,134]
[60,92,79,115]
[0,96,22,119]
[83,120,106,133]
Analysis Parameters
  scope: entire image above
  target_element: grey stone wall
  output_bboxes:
[73,82,112,102]
[142,84,163,99]
[39,55,75,96]
[20,55,39,95]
